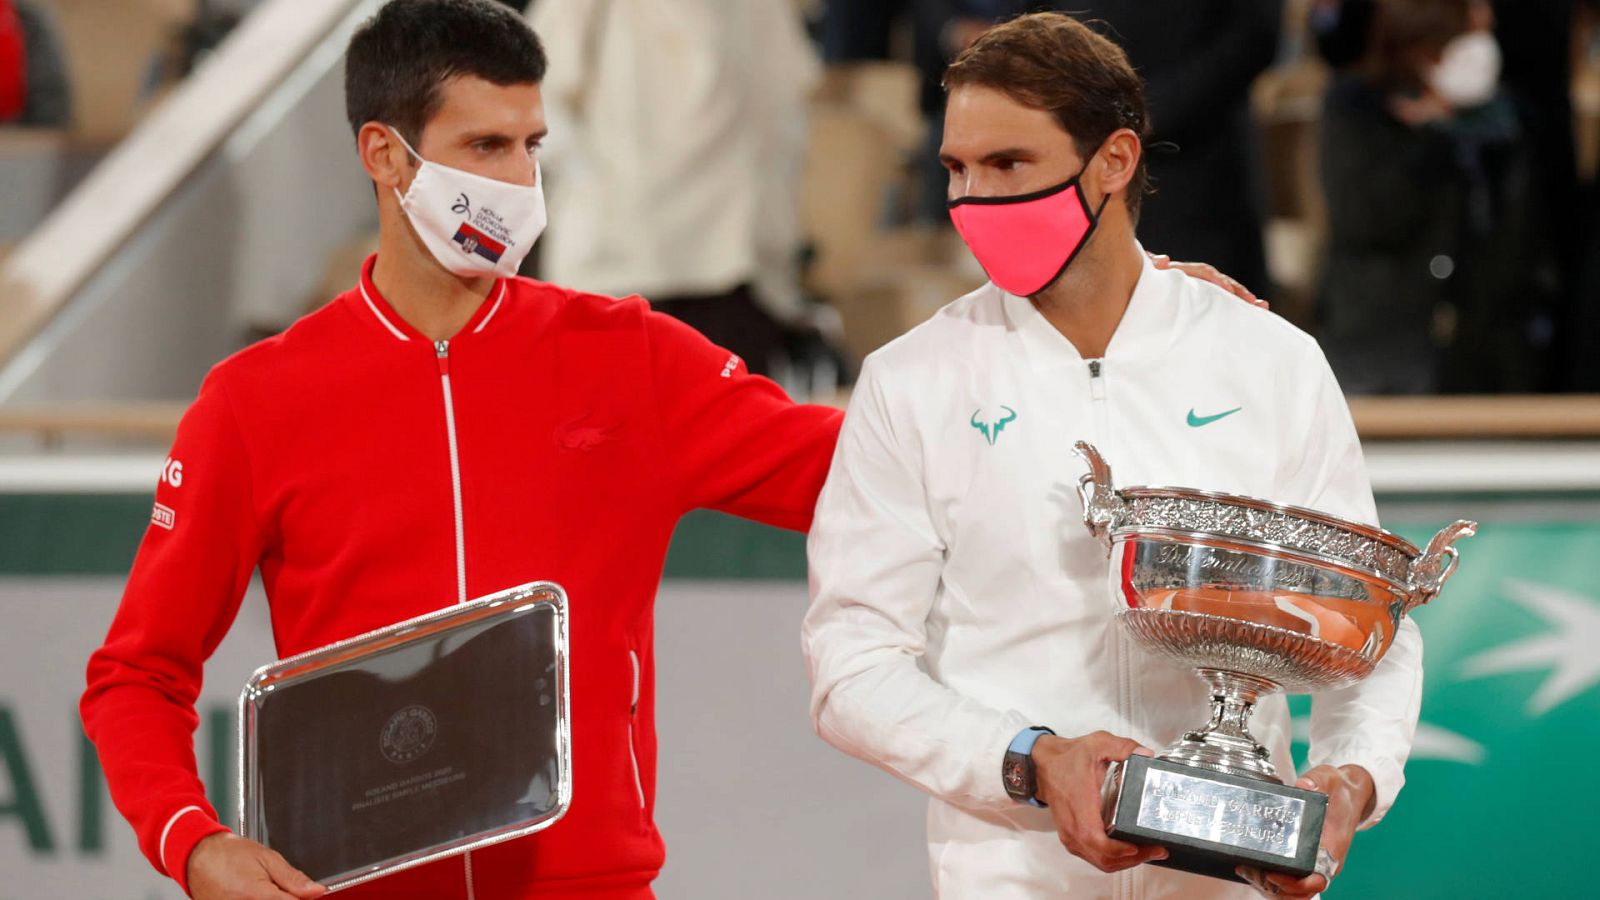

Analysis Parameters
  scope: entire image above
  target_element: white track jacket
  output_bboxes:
[803,255,1422,899]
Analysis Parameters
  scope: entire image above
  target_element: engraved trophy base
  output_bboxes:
[1104,754,1327,882]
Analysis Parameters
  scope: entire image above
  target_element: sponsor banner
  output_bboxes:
[1306,519,1600,898]
[2,516,1596,897]
[0,579,274,898]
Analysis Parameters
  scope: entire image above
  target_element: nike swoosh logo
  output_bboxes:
[1187,407,1242,428]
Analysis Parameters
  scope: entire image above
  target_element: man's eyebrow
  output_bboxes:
[979,147,1033,165]
[458,128,549,144]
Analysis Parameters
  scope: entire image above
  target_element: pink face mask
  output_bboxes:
[948,173,1110,297]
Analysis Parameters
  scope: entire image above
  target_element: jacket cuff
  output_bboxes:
[158,805,230,896]
[973,710,1038,809]
[1303,745,1405,829]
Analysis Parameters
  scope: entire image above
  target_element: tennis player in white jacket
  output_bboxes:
[803,14,1421,900]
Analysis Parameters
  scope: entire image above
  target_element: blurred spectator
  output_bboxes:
[166,1,249,80]
[1084,1,1281,299]
[529,0,820,378]
[1,1,22,122]
[1314,0,1590,391]
[822,1,1280,297]
[0,0,70,127]
[1320,0,1551,393]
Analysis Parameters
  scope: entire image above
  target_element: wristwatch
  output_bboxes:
[1002,726,1056,807]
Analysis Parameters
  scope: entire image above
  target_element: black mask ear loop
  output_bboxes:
[1085,187,1112,224]
[1071,138,1115,225]
[1034,163,1116,296]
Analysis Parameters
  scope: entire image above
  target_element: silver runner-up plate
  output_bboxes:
[238,581,571,892]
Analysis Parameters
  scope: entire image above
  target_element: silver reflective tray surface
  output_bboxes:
[239,581,571,891]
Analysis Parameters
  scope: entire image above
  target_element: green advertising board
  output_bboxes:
[1,492,1596,897]
[1309,513,1600,898]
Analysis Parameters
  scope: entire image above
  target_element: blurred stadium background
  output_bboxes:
[1,1,1597,897]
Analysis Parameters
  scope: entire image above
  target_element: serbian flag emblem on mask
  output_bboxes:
[451,222,506,263]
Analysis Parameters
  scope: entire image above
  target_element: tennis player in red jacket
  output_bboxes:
[79,2,839,898]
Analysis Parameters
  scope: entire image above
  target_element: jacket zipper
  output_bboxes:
[436,340,475,900]
[627,649,646,809]
[1089,358,1134,900]
[1087,361,1109,478]
[436,340,468,606]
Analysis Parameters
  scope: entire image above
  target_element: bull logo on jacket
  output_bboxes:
[970,405,1018,446]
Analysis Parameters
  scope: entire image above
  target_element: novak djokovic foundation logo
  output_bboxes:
[450,191,514,263]
[380,705,438,764]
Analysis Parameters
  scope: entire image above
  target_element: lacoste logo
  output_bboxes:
[555,415,617,451]
[151,502,176,530]
[1187,407,1242,428]
[971,406,1018,446]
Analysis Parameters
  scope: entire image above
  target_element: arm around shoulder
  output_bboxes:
[644,307,840,530]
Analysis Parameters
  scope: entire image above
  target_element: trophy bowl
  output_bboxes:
[1074,441,1475,880]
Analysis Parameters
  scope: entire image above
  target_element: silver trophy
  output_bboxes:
[1073,442,1474,882]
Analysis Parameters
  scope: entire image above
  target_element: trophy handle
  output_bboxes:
[1406,519,1478,610]
[1073,441,1122,555]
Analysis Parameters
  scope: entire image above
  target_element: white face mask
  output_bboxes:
[1429,31,1502,109]
[389,127,547,279]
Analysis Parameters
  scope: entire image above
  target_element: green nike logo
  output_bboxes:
[1187,407,1242,428]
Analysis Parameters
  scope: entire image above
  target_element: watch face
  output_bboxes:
[1003,757,1028,795]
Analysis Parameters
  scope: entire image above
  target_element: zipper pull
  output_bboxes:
[1088,359,1106,400]
[435,339,450,376]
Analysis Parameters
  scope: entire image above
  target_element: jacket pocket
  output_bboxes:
[627,648,646,809]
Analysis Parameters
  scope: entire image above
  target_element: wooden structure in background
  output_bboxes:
[2,397,1596,447]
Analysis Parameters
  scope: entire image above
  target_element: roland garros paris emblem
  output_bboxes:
[380,705,438,764]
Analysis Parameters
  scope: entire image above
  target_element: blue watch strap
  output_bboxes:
[1007,726,1055,807]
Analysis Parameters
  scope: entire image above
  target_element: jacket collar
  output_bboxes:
[350,254,509,344]
[1003,246,1179,371]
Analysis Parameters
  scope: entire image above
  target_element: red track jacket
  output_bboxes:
[80,257,842,898]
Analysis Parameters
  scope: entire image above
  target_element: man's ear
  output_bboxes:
[1094,127,1142,199]
[357,122,412,192]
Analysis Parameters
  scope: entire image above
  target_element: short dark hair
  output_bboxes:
[943,13,1151,219]
[344,0,547,143]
